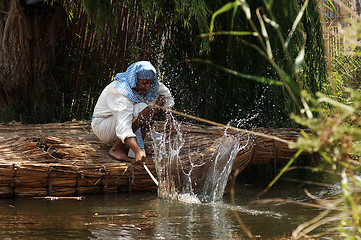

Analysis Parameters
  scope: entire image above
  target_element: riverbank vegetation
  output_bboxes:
[205,1,360,238]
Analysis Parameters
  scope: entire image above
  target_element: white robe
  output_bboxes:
[91,81,174,143]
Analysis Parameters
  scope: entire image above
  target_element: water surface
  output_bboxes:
[0,181,341,239]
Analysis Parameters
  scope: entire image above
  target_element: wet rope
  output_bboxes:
[101,165,108,192]
[11,164,18,197]
[47,166,53,195]
[76,172,82,195]
[128,164,135,193]
[248,134,257,164]
[272,129,279,175]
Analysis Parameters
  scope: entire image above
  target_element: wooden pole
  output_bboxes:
[144,165,158,186]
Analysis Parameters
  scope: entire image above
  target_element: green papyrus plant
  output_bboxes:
[204,0,361,238]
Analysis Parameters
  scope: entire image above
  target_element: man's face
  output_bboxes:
[135,79,153,95]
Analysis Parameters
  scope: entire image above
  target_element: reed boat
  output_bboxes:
[0,121,309,198]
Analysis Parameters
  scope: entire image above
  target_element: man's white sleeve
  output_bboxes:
[157,82,174,108]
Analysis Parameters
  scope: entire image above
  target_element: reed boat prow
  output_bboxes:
[0,121,309,198]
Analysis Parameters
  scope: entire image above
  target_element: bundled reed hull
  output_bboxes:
[0,121,308,198]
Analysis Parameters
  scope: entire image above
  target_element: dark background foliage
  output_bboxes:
[0,0,327,128]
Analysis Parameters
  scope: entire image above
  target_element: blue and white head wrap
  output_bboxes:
[113,61,159,103]
[113,61,160,151]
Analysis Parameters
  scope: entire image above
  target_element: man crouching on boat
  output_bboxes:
[91,61,174,165]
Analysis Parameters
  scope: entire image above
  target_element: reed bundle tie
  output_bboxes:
[47,166,53,195]
[10,164,19,196]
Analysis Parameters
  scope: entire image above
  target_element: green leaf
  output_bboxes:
[294,46,305,72]
[209,0,251,40]
[239,0,251,20]
[323,0,337,14]
[301,96,313,119]
[300,129,310,139]
[285,0,309,48]
[269,0,274,7]
[256,8,273,59]
[257,149,303,197]
[198,31,259,38]
[210,2,237,33]
[189,58,283,85]
[231,1,239,30]
[316,93,355,113]
[262,14,279,29]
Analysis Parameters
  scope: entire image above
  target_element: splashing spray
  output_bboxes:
[151,116,248,204]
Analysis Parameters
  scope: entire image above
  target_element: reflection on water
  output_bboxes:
[0,182,341,239]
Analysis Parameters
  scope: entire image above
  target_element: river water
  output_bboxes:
[0,179,341,239]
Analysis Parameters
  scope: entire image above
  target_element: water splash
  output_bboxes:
[151,118,248,204]
[197,134,242,203]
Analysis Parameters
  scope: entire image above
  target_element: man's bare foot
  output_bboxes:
[109,147,131,162]
[109,138,131,162]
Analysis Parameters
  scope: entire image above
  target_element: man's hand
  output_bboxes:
[125,137,146,165]
[155,95,165,106]
[135,149,146,165]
